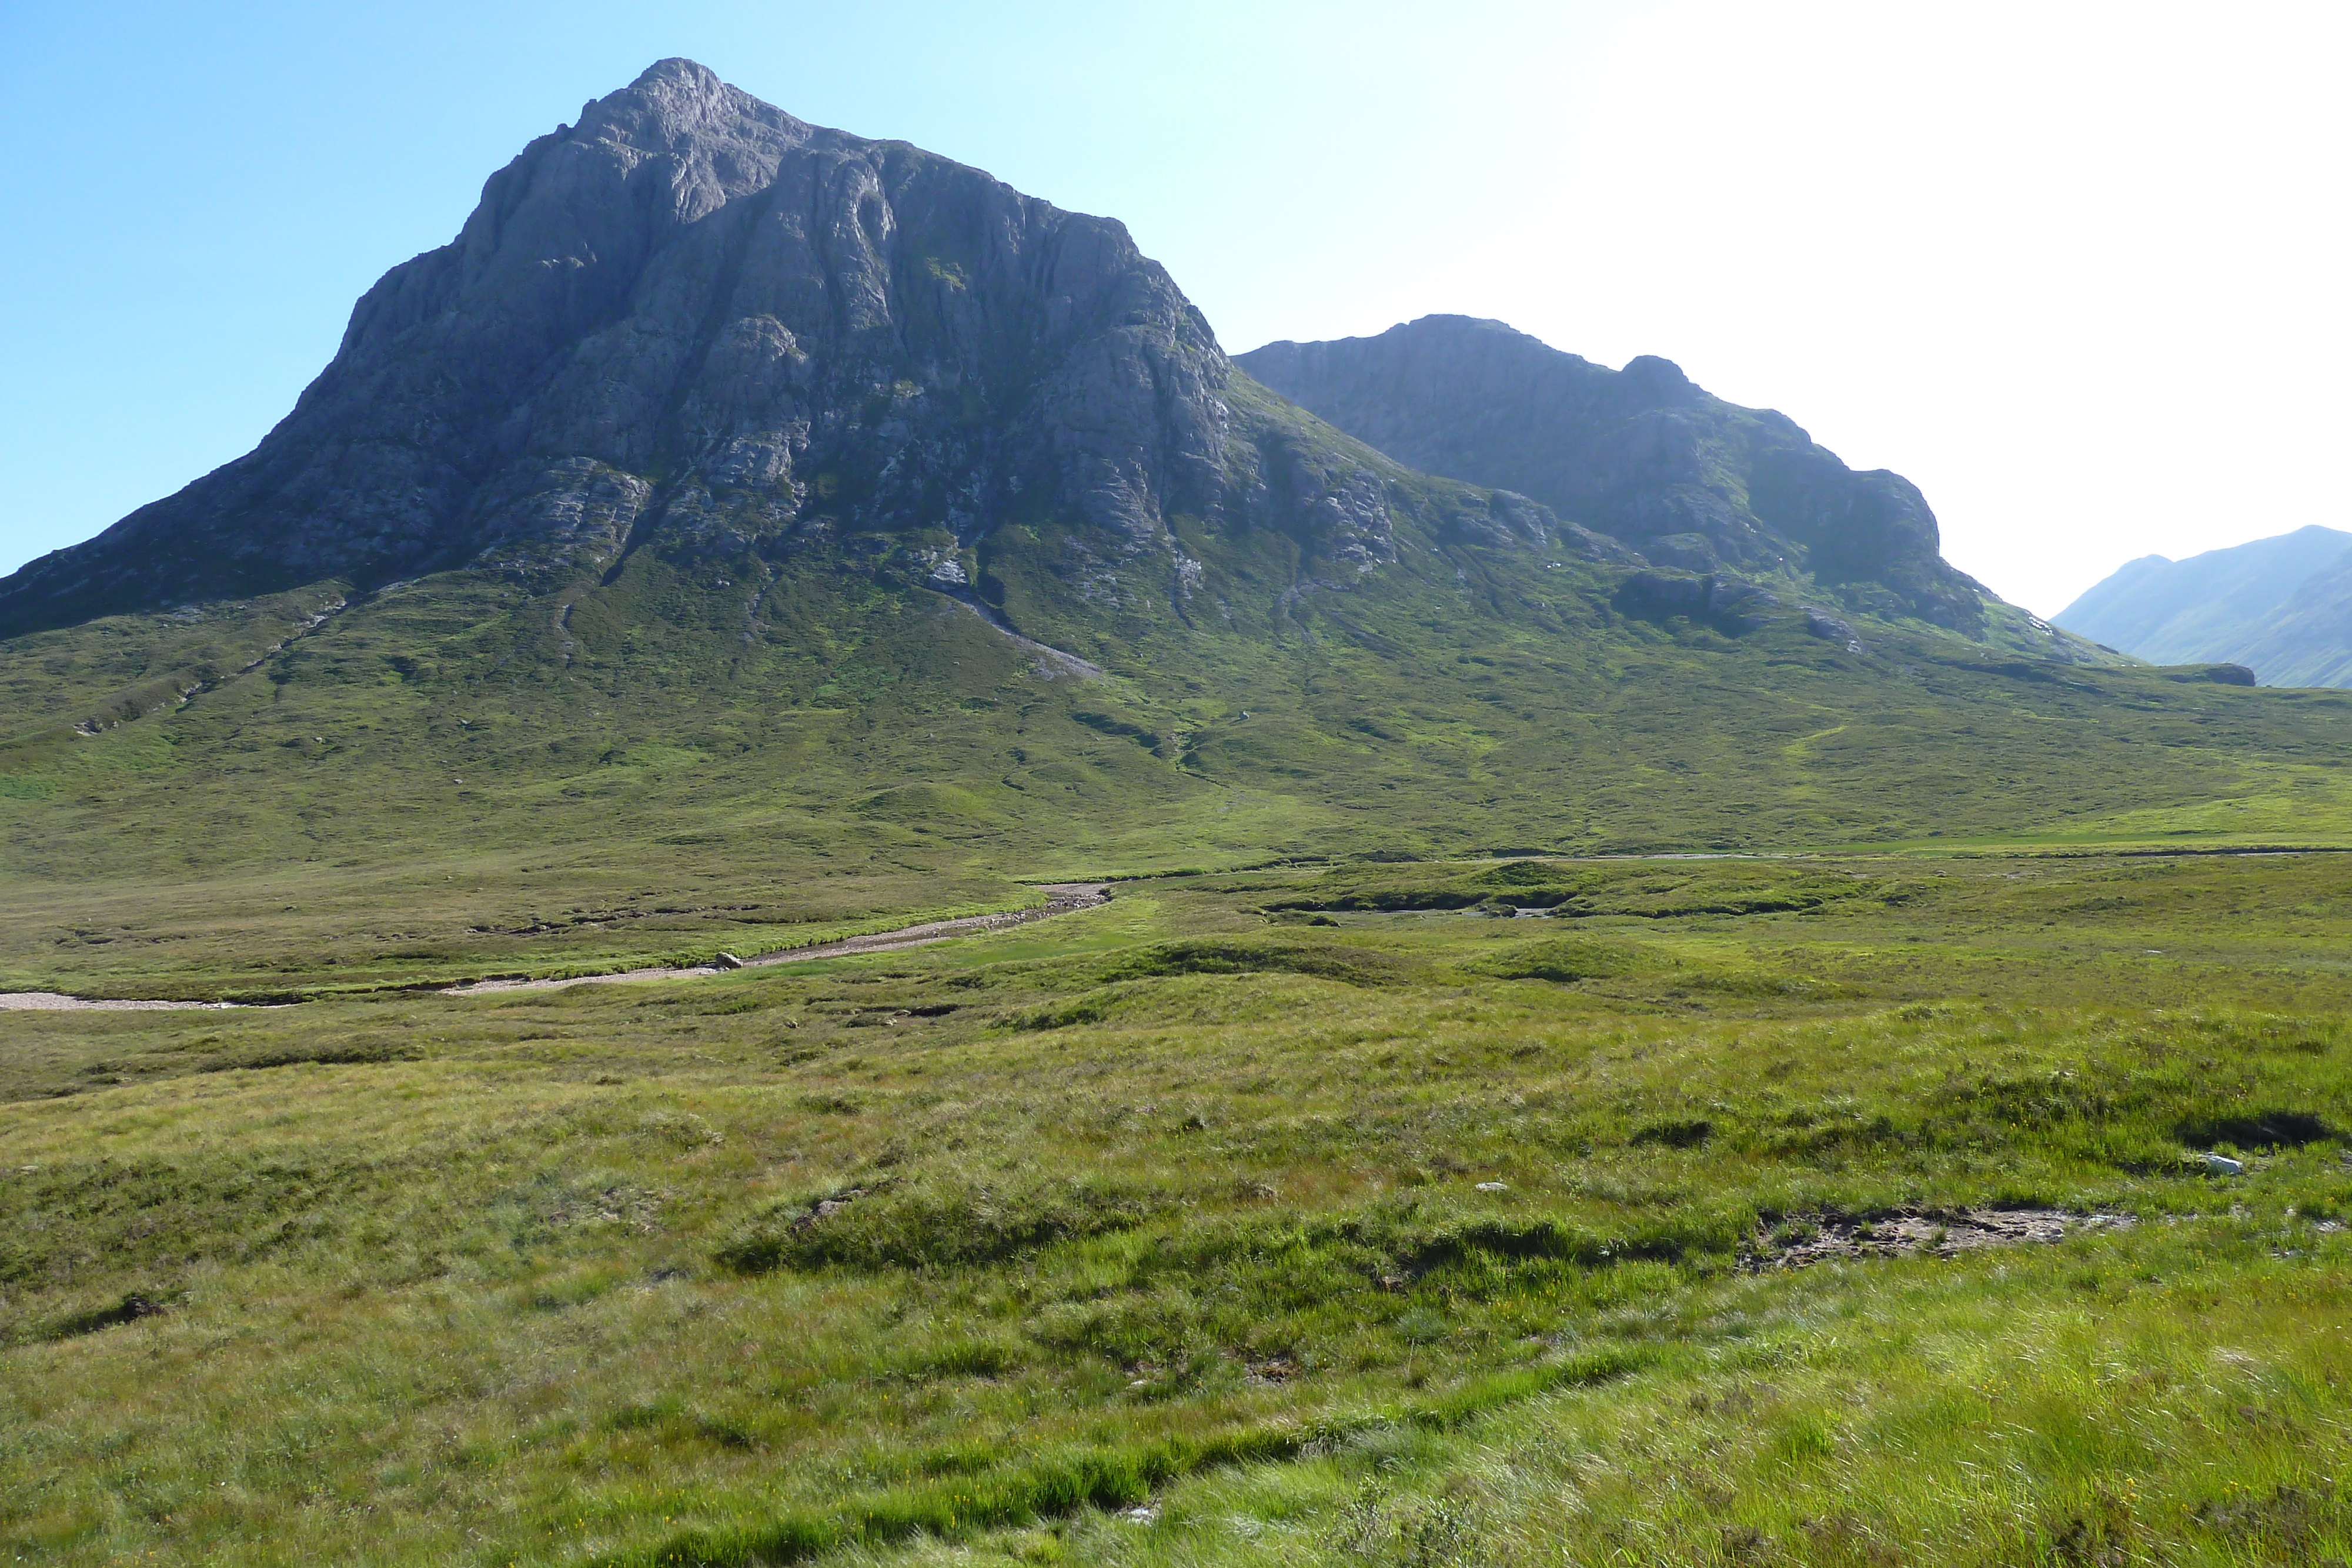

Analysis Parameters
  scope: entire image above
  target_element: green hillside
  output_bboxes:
[5,444,2350,1002]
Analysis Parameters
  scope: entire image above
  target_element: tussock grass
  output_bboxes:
[8,853,2352,1562]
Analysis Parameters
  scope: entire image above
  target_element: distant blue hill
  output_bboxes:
[2057,525,2352,687]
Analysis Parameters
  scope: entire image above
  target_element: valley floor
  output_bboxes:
[6,850,2352,1566]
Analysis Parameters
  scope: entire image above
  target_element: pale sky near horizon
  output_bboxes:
[2,1,2344,618]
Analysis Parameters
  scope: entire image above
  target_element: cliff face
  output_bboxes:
[1240,315,1991,630]
[2,62,1553,640]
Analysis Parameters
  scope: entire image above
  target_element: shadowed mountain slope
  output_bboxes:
[1238,315,2088,655]
[2057,525,2352,687]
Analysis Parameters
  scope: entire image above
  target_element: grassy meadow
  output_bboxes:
[9,850,2352,1565]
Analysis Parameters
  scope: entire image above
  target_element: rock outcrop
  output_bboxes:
[1238,315,1992,631]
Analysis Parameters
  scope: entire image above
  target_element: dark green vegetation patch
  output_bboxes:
[1465,935,1658,982]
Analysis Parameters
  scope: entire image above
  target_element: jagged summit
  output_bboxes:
[622,55,759,101]
[1240,315,1992,631]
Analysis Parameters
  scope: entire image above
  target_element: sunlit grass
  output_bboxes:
[6,852,2352,1562]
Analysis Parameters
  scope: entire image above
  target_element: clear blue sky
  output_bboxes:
[4,1,2346,615]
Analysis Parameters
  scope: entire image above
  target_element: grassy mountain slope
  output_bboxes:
[6,475,2352,999]
[2223,546,2352,688]
[2057,524,2352,686]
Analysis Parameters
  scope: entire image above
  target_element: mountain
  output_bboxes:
[2056,525,2352,686]
[0,59,1561,645]
[1238,315,2077,654]
[4,62,2351,1002]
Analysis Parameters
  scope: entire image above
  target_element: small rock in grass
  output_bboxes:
[2201,1152,2246,1175]
[1475,1181,1508,1192]
[713,952,744,970]
[791,1189,867,1231]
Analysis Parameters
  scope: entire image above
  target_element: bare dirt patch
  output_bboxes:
[1746,1208,2136,1271]
[0,992,246,1012]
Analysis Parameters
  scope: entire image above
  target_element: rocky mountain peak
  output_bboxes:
[2,61,1318,638]
[1240,315,1989,630]
[1617,353,1699,401]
